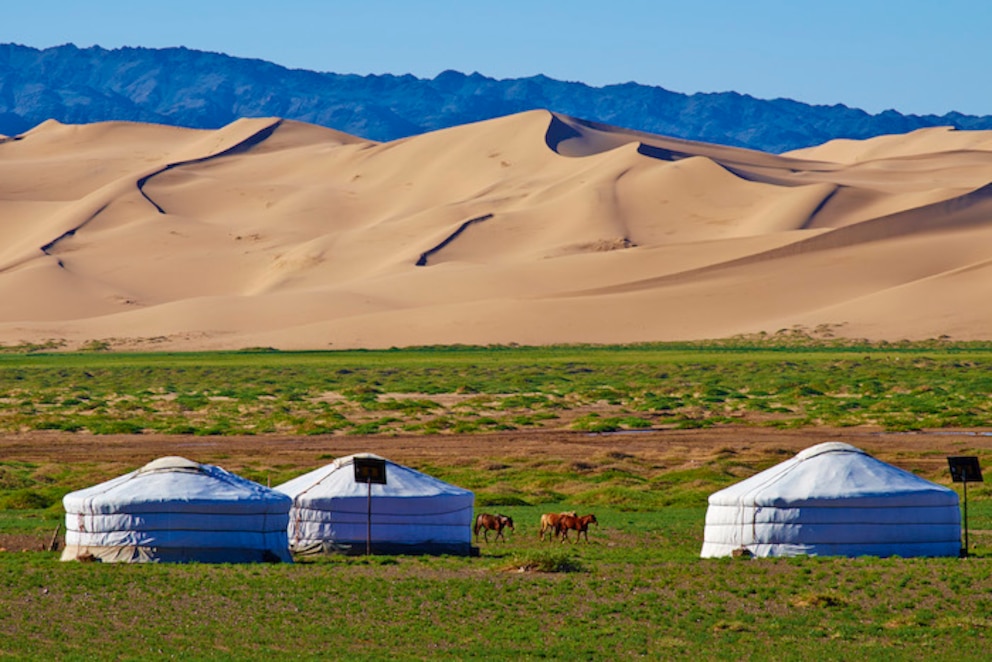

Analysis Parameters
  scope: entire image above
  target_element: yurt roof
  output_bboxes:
[275,453,473,500]
[62,456,291,515]
[707,442,957,508]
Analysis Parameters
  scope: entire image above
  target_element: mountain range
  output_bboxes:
[1,43,990,153]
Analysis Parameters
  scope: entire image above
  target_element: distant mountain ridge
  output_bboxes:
[2,43,991,153]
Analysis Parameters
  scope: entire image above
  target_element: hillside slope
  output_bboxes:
[2,112,992,349]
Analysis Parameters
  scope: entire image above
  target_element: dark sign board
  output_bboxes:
[948,456,983,483]
[354,457,388,485]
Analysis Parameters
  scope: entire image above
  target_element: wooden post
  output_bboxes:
[48,523,62,552]
[963,479,969,556]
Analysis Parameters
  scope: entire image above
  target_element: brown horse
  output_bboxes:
[557,513,598,543]
[474,513,514,542]
[538,511,576,542]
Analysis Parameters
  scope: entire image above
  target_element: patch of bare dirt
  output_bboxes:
[2,427,989,482]
[0,533,53,553]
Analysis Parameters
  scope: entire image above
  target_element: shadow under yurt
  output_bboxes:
[275,453,475,556]
[701,442,961,558]
[61,456,293,563]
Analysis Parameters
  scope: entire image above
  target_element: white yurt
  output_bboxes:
[62,456,293,563]
[701,442,961,558]
[275,453,474,555]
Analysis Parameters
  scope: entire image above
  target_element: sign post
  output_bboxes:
[947,456,983,557]
[353,457,387,555]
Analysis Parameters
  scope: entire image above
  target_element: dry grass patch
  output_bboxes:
[791,593,848,608]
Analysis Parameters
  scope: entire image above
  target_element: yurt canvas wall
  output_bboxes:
[276,453,474,555]
[62,456,293,563]
[701,442,961,558]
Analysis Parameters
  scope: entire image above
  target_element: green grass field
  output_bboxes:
[2,503,991,660]
[3,340,992,437]
[2,342,992,659]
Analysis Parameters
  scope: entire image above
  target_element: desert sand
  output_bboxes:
[2,111,992,350]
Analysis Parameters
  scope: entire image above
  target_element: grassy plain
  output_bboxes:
[2,341,992,659]
[3,339,992,440]
[2,498,991,660]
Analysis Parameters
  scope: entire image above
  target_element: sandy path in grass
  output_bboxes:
[4,426,988,479]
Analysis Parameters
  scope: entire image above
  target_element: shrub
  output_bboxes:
[1,489,54,510]
[507,550,586,573]
[477,494,531,507]
[85,419,146,434]
[33,418,85,432]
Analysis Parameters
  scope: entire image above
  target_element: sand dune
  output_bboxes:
[2,110,992,350]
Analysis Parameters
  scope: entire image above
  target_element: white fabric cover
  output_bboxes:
[701,442,961,558]
[276,453,474,555]
[61,456,292,563]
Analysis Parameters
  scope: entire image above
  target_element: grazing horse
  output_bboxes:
[474,513,514,542]
[557,513,598,543]
[539,511,576,542]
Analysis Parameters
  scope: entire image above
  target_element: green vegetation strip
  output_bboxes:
[2,341,992,436]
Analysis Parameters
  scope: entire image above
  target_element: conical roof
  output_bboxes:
[708,442,958,508]
[276,453,472,502]
[63,456,291,515]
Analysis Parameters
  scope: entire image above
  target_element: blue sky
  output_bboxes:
[6,0,991,116]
